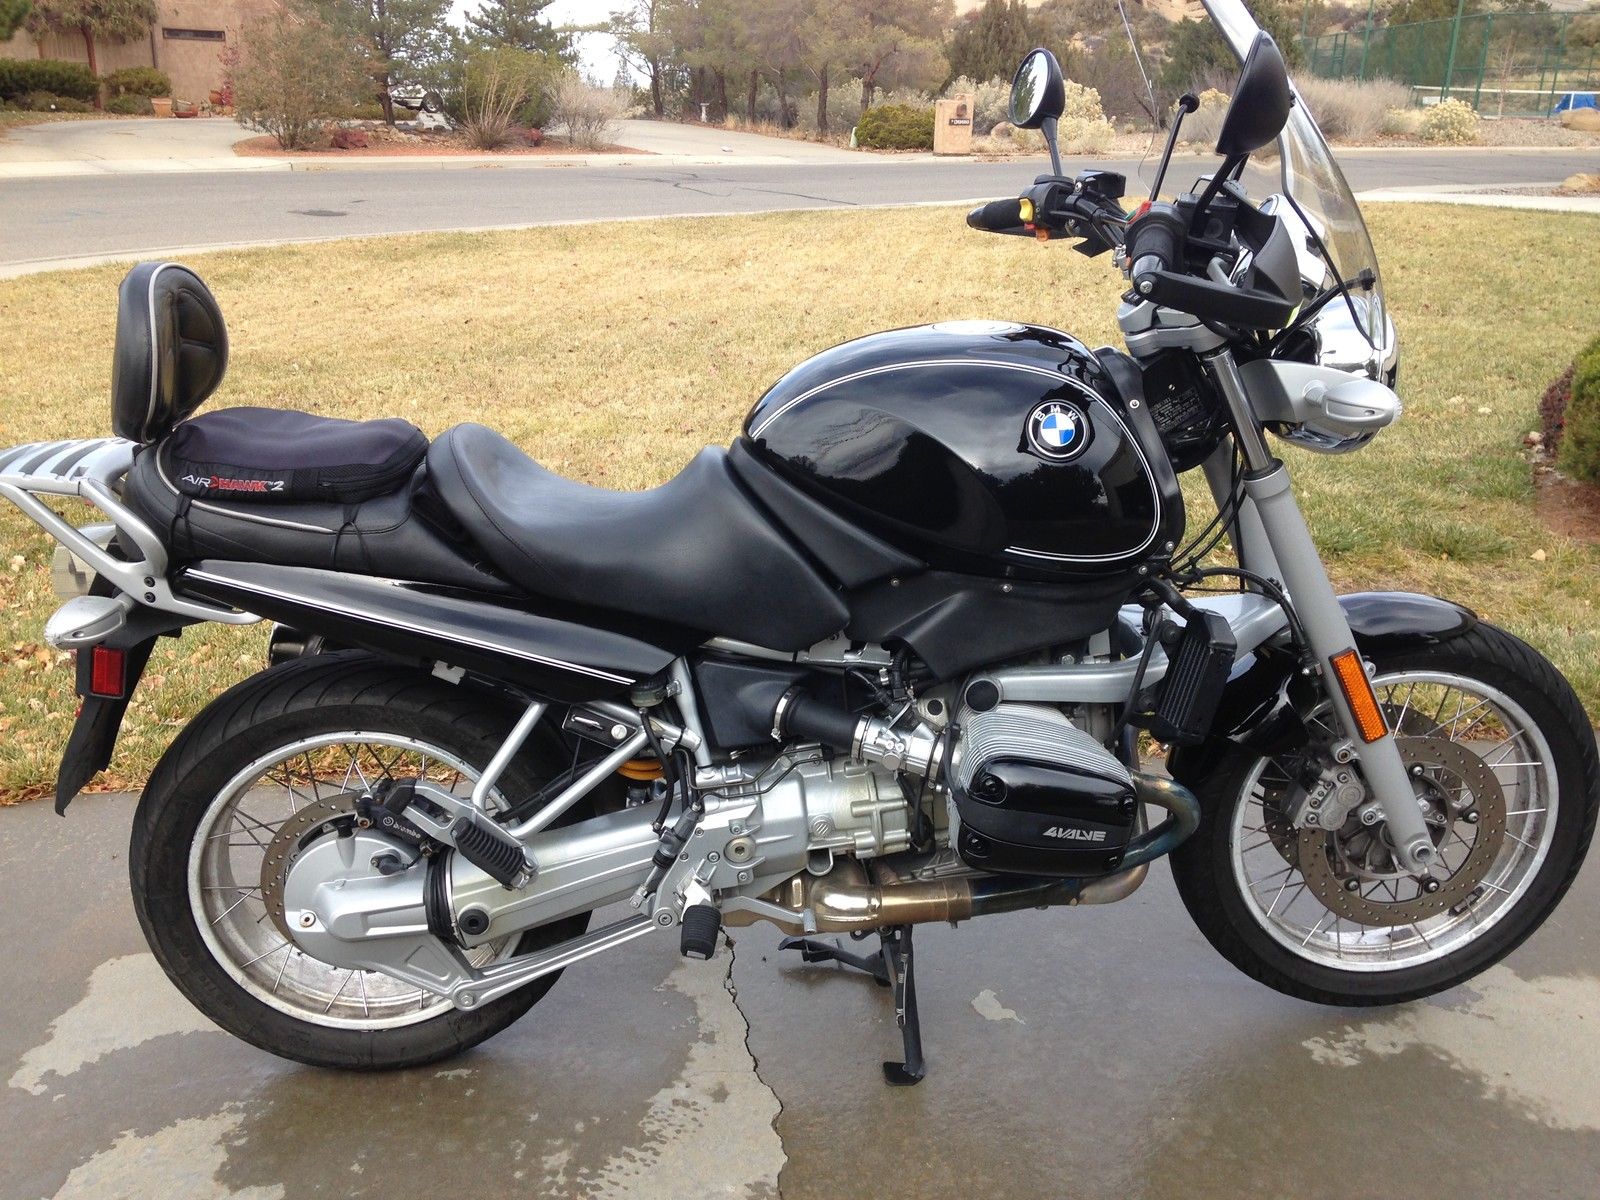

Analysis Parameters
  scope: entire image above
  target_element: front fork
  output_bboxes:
[1203,350,1437,873]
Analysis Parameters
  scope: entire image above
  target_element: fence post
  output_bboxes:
[1357,0,1377,80]
[1441,0,1468,100]
[1547,15,1569,116]
[1472,13,1490,112]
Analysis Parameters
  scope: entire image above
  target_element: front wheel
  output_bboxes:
[1170,623,1598,1005]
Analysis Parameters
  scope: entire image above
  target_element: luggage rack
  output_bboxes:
[0,437,258,627]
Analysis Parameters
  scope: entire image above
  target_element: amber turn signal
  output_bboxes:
[1329,649,1388,743]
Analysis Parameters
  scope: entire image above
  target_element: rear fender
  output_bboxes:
[1167,591,1477,785]
[56,606,193,813]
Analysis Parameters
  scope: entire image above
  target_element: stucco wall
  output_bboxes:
[0,0,281,102]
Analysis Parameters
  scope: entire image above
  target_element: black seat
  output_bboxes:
[426,424,849,650]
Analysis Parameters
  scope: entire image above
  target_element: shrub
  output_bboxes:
[460,47,559,151]
[1557,338,1600,485]
[1291,76,1409,141]
[943,75,1010,135]
[0,58,98,103]
[855,103,934,150]
[23,90,92,112]
[104,66,170,98]
[105,93,152,115]
[550,73,625,149]
[1381,106,1422,137]
[232,7,368,151]
[1179,88,1231,147]
[1420,97,1478,145]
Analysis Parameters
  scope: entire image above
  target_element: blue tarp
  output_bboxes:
[1553,92,1598,115]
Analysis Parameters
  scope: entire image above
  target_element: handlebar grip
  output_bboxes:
[967,198,1027,233]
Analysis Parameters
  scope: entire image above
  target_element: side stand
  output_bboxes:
[778,924,927,1086]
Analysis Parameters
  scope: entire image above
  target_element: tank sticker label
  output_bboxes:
[1025,400,1090,461]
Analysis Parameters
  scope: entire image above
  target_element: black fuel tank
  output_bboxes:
[742,322,1183,579]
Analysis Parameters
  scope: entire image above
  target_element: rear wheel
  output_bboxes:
[1170,623,1598,1005]
[131,653,590,1069]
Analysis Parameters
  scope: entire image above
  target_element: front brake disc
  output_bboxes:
[1297,737,1507,927]
[260,793,362,941]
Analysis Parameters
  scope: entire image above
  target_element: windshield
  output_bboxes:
[1199,0,1388,358]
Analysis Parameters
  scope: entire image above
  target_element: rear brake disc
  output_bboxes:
[259,793,362,941]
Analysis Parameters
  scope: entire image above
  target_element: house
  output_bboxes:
[0,0,281,103]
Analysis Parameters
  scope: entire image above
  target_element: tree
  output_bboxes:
[465,0,572,60]
[945,0,1034,86]
[842,0,952,114]
[316,0,453,123]
[25,0,154,78]
[1385,0,1483,24]
[608,0,674,116]
[0,0,32,41]
[234,6,368,150]
[1160,0,1302,94]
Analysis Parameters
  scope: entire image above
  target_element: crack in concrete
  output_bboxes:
[723,931,789,1199]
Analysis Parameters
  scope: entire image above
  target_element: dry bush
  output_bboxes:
[551,73,625,149]
[1382,106,1423,137]
[1293,76,1410,141]
[943,75,1010,135]
[1420,98,1479,144]
[1179,88,1231,147]
[461,47,552,151]
[233,7,367,151]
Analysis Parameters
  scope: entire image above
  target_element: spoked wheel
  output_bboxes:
[192,732,515,1029]
[132,653,591,1069]
[1171,624,1598,1004]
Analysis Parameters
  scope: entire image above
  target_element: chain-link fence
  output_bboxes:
[1300,12,1600,118]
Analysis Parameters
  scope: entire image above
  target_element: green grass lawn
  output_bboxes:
[1,204,1597,799]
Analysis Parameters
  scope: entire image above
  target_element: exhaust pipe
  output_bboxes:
[723,772,1196,935]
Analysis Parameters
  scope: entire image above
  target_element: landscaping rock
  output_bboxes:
[1559,107,1600,133]
[330,129,369,151]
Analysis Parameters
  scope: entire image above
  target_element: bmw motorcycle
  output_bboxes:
[2,0,1595,1087]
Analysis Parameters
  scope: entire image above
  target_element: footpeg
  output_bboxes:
[680,904,721,960]
[372,779,533,889]
[451,816,533,890]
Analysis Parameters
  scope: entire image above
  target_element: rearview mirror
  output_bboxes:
[1009,49,1065,130]
[1215,32,1292,156]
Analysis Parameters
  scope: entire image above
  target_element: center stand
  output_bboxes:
[778,924,926,1086]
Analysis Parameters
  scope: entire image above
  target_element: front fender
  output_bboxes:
[1167,591,1478,785]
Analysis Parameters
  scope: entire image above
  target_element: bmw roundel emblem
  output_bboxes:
[1025,400,1090,461]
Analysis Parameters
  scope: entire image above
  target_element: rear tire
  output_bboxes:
[1170,623,1598,1006]
[130,652,590,1070]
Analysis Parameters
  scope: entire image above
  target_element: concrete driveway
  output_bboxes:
[613,118,861,162]
[3,791,1598,1200]
[0,116,254,171]
[0,115,860,177]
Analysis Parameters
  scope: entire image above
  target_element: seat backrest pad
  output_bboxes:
[111,262,229,444]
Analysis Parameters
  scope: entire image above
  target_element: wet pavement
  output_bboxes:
[3,791,1598,1200]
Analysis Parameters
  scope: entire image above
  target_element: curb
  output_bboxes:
[1356,182,1600,212]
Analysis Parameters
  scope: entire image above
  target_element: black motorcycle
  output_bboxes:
[3,0,1594,1087]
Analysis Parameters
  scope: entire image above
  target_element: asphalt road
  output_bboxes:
[2,148,1595,272]
[4,791,1599,1199]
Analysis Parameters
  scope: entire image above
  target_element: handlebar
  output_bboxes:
[966,197,1030,234]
